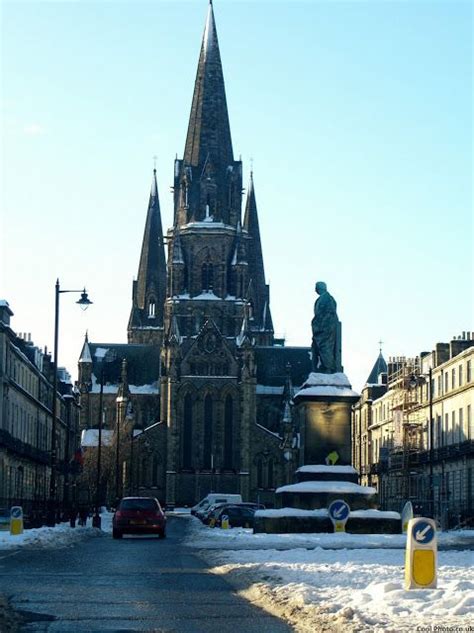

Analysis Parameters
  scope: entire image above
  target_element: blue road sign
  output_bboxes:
[412,519,435,545]
[10,507,22,519]
[328,500,350,522]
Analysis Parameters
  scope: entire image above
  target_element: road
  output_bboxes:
[0,516,293,632]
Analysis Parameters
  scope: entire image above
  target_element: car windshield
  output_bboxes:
[119,498,158,511]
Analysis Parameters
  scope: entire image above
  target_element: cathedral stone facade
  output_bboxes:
[78,3,311,507]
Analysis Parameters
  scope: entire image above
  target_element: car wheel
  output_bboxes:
[112,529,122,539]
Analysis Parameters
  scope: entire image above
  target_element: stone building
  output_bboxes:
[0,301,81,522]
[353,333,474,527]
[78,3,312,507]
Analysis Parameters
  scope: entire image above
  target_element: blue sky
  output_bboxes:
[1,0,472,391]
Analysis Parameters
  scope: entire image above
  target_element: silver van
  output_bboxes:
[191,493,242,519]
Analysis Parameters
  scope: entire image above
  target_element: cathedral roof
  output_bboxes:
[183,1,234,168]
[255,346,312,389]
[86,343,160,389]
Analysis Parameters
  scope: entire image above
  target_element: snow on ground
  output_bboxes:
[182,514,474,632]
[0,512,114,550]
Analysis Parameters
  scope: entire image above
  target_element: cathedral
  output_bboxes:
[78,2,312,507]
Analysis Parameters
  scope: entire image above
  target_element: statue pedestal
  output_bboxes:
[294,372,359,466]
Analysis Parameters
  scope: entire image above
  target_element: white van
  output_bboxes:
[191,493,242,518]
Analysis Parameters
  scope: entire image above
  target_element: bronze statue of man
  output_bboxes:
[311,281,339,374]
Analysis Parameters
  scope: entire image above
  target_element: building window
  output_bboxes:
[224,395,233,469]
[444,372,448,393]
[203,395,213,469]
[459,365,463,387]
[201,263,214,292]
[183,395,193,469]
[451,410,456,444]
[257,457,263,488]
[148,300,156,318]
[467,361,472,383]
[459,409,464,443]
[267,459,274,489]
[468,405,472,440]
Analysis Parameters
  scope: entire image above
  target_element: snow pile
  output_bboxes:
[0,512,114,550]
[276,481,376,495]
[295,371,359,399]
[296,464,358,475]
[184,516,474,632]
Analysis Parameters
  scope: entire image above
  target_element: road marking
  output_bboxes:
[0,550,21,562]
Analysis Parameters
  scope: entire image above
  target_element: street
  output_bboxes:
[0,516,292,632]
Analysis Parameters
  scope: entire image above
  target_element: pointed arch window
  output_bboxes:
[148,300,156,318]
[152,455,159,486]
[202,263,214,292]
[224,395,233,469]
[183,395,193,469]
[256,457,263,489]
[267,459,274,489]
[203,394,213,469]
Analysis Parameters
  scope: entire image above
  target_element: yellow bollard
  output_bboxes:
[10,506,24,536]
[221,514,230,529]
[405,517,437,589]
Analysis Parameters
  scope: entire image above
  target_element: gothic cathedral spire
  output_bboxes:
[174,2,242,227]
[128,169,167,344]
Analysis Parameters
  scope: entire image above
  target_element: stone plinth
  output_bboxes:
[294,372,359,466]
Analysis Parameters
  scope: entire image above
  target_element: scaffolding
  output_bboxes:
[388,357,425,506]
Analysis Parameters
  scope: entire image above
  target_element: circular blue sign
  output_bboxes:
[412,519,435,545]
[328,500,350,522]
[10,506,23,519]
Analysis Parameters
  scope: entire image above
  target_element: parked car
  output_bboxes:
[112,497,166,539]
[213,504,258,529]
[191,493,242,519]
[203,502,265,526]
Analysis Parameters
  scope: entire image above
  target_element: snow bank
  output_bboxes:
[183,515,474,632]
[296,465,358,475]
[276,481,376,495]
[0,512,113,550]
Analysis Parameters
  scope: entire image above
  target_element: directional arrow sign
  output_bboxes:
[328,500,350,523]
[412,520,435,544]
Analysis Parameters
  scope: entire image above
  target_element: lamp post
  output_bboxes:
[409,367,434,518]
[47,279,92,527]
[92,349,116,529]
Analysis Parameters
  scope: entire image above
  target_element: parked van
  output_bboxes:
[191,493,242,518]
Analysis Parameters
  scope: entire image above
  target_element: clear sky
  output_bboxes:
[1,0,472,392]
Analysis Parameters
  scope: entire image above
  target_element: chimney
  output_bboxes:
[434,343,450,367]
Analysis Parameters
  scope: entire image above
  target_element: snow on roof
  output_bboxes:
[276,481,376,495]
[296,465,358,475]
[294,372,359,399]
[256,385,284,395]
[81,429,113,447]
[191,290,221,300]
[255,422,281,441]
[89,374,159,395]
[295,385,359,398]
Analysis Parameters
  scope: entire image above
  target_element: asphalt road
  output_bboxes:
[0,517,293,632]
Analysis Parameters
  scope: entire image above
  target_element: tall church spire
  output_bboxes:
[244,172,266,292]
[183,1,234,168]
[128,169,167,340]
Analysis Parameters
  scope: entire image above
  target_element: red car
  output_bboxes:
[112,497,166,539]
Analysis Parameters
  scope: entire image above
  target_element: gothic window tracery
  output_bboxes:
[148,300,156,318]
[203,394,213,469]
[183,394,193,469]
[201,263,214,291]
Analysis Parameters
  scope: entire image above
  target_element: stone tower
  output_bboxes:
[159,2,273,505]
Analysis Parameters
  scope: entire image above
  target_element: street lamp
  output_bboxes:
[47,279,92,527]
[92,349,117,529]
[409,367,434,518]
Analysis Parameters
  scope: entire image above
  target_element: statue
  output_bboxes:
[311,281,340,374]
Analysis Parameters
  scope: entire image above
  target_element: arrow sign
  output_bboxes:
[328,500,350,523]
[412,520,435,544]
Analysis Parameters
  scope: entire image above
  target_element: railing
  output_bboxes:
[0,429,49,464]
